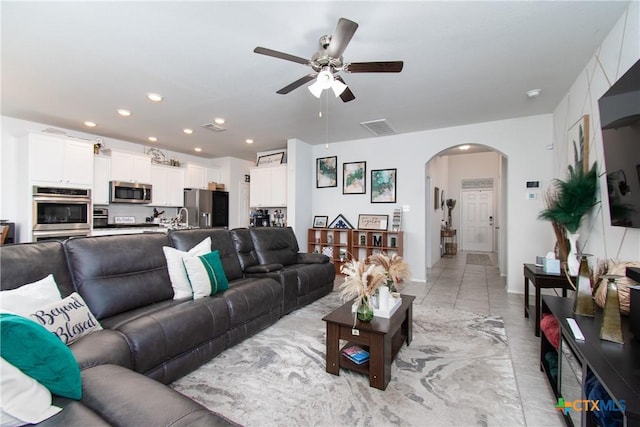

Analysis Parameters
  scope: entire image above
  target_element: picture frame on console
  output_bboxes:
[313,216,328,228]
[358,214,388,231]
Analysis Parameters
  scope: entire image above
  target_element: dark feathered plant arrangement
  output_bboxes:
[538,162,599,234]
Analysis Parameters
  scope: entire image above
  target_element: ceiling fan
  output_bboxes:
[254,18,403,103]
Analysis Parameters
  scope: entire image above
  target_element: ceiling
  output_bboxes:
[1,1,630,162]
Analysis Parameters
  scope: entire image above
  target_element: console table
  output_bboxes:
[523,263,575,337]
[541,295,640,426]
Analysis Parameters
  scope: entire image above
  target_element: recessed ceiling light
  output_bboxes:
[245,139,254,144]
[526,89,542,98]
[183,128,193,134]
[214,118,225,125]
[148,136,158,142]
[146,93,163,102]
[117,109,131,116]
[194,147,202,152]
[84,121,97,127]
[458,144,471,151]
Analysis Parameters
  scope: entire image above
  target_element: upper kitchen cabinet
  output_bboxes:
[25,133,93,188]
[150,164,185,207]
[184,163,207,189]
[104,149,151,184]
[93,156,111,205]
[249,165,287,208]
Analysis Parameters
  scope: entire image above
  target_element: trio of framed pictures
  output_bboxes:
[316,156,396,203]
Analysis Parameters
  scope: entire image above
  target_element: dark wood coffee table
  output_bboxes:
[322,294,414,390]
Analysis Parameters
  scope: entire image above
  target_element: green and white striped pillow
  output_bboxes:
[182,250,229,299]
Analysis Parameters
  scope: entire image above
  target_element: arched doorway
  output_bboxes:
[424,144,508,280]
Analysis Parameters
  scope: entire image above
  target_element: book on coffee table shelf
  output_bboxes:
[342,345,370,365]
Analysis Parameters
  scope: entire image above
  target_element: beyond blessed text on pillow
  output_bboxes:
[29,293,101,345]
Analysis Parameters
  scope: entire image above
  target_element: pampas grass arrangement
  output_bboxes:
[339,253,411,303]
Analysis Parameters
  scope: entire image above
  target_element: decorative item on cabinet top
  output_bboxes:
[257,152,285,167]
[313,216,329,228]
[146,147,180,166]
[328,214,353,229]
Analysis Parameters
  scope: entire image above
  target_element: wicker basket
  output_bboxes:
[594,260,640,315]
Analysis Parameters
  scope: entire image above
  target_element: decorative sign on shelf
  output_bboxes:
[257,152,285,167]
[392,207,402,231]
[357,214,388,231]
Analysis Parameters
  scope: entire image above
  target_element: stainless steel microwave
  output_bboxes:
[109,181,152,204]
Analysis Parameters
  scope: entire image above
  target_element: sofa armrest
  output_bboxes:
[244,269,299,315]
[244,263,284,274]
[297,253,330,264]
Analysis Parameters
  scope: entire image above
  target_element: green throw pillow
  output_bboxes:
[0,313,81,400]
[183,250,230,299]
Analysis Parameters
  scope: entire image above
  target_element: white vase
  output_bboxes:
[567,232,580,276]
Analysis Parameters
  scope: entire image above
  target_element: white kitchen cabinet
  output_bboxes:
[29,134,93,187]
[249,165,287,208]
[106,150,151,184]
[184,163,207,189]
[150,165,185,207]
[93,156,111,205]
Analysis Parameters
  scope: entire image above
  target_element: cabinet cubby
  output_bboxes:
[307,228,353,274]
[350,230,403,261]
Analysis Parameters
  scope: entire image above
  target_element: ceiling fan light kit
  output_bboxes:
[254,17,403,103]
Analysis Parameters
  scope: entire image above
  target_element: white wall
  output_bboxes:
[287,138,313,249]
[307,114,555,292]
[552,2,640,266]
[426,155,449,269]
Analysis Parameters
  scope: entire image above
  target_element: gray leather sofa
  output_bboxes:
[0,227,334,426]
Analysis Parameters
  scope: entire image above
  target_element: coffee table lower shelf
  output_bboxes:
[323,295,415,390]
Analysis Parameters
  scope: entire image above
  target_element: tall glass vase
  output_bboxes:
[566,232,580,276]
[600,276,624,344]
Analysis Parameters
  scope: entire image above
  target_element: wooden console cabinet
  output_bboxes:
[307,228,352,274]
[540,295,640,426]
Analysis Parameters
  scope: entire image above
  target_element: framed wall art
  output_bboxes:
[358,214,388,231]
[568,115,589,173]
[313,215,328,228]
[343,161,366,194]
[316,156,337,188]
[371,168,396,203]
[434,186,440,210]
[257,152,285,167]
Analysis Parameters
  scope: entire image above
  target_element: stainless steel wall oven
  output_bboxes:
[32,186,91,241]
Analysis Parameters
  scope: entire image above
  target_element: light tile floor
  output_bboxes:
[400,251,566,427]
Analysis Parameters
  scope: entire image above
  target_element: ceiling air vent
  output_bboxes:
[42,127,68,135]
[201,123,227,132]
[360,119,397,137]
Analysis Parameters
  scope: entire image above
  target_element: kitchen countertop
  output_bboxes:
[93,223,161,229]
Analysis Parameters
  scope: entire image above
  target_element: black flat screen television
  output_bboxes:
[598,58,640,228]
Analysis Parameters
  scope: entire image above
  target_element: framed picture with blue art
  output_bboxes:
[316,156,337,188]
[328,214,353,229]
[371,168,396,203]
[343,161,366,194]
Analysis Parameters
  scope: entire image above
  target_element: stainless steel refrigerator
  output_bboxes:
[183,189,229,228]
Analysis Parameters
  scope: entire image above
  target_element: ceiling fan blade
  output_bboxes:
[345,61,404,73]
[276,74,316,94]
[335,76,355,102]
[254,47,309,66]
[326,18,358,59]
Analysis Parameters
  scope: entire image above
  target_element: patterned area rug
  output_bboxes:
[466,253,494,266]
[171,292,524,426]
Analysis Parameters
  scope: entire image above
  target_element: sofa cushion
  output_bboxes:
[169,229,244,281]
[111,297,230,376]
[37,397,111,427]
[222,277,283,329]
[0,241,75,297]
[229,227,260,270]
[0,274,62,316]
[80,364,237,427]
[70,329,133,371]
[163,237,211,299]
[0,313,82,400]
[183,251,230,299]
[65,234,174,319]
[249,227,299,266]
[29,292,102,345]
[0,358,62,426]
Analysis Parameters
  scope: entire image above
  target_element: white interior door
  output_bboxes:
[462,190,494,252]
